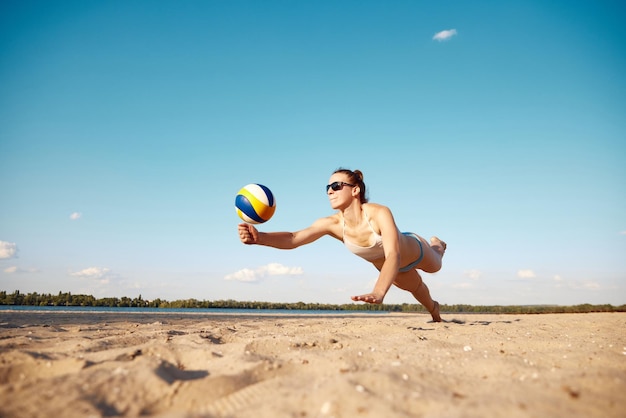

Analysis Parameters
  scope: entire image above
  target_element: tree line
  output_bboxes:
[0,290,624,314]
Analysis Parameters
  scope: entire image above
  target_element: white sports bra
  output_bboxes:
[342,212,385,262]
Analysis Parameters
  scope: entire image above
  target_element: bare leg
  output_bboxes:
[417,236,447,274]
[394,271,442,322]
[424,237,445,322]
[412,279,441,322]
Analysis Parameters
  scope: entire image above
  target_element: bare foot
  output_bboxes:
[430,300,442,322]
[430,236,447,257]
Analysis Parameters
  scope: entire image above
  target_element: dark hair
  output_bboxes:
[333,168,368,203]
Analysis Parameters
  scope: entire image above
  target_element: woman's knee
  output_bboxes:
[421,262,441,274]
[419,249,442,273]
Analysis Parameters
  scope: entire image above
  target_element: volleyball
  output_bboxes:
[235,183,276,224]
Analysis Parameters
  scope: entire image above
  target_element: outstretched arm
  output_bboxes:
[238,223,296,248]
[238,216,340,249]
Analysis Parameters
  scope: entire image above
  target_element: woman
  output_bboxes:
[238,168,447,322]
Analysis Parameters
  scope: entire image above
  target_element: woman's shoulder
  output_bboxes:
[363,202,391,214]
[310,212,342,240]
[364,203,395,225]
[311,212,342,228]
[363,203,397,234]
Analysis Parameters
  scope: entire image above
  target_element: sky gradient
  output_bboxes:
[1,0,624,306]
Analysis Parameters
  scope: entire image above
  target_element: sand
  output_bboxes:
[0,311,624,418]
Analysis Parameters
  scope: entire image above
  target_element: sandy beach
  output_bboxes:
[0,311,624,418]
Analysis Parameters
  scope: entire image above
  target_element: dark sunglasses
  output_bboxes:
[326,181,355,192]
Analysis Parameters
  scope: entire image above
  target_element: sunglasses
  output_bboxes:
[326,181,355,192]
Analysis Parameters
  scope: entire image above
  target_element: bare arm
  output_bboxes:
[351,205,401,304]
[238,216,340,249]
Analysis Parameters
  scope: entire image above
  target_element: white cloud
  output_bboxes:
[620,230,626,235]
[3,265,38,274]
[517,269,536,279]
[71,267,114,284]
[433,29,457,41]
[224,263,304,283]
[224,268,258,282]
[260,262,303,276]
[70,212,82,220]
[0,241,17,259]
[464,269,482,280]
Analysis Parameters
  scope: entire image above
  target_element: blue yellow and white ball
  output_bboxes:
[235,184,276,224]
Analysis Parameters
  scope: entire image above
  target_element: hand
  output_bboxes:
[351,292,384,304]
[238,223,259,244]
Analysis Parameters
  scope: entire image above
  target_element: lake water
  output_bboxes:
[0,305,389,316]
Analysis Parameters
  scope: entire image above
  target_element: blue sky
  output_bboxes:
[1,0,624,306]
